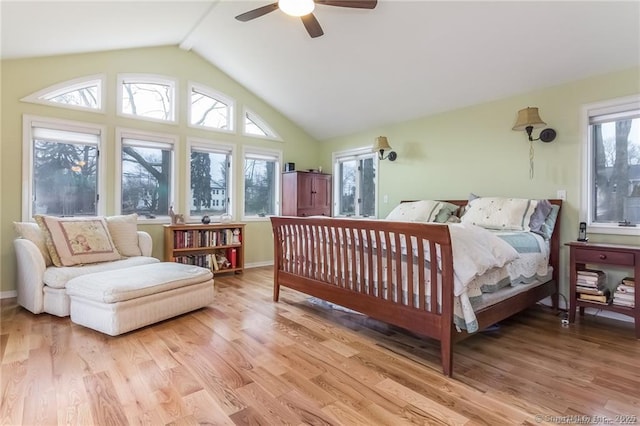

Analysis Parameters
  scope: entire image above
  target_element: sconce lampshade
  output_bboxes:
[372,136,397,161]
[372,136,392,152]
[512,107,547,131]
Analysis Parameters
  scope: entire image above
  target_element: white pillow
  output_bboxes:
[386,200,443,222]
[461,197,539,231]
[13,221,53,266]
[106,213,142,257]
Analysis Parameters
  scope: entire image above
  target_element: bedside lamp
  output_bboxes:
[512,107,556,178]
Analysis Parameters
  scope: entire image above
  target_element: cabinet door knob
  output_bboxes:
[599,254,607,260]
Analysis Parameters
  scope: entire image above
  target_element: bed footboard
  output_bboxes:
[270,217,456,376]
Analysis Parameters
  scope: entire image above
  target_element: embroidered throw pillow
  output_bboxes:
[461,197,539,231]
[35,215,122,266]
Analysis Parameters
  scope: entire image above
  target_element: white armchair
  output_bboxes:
[14,230,158,316]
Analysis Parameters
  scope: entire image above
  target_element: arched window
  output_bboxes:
[21,74,104,112]
[189,83,234,132]
[117,74,177,123]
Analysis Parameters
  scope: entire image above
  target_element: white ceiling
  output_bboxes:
[2,1,639,140]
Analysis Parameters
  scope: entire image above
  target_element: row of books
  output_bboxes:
[576,269,610,304]
[612,276,635,308]
[173,228,241,249]
[576,269,636,307]
[173,248,239,271]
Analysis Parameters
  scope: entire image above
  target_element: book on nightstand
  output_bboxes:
[613,277,635,307]
[578,290,611,304]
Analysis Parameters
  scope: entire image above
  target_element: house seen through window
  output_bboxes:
[189,140,233,220]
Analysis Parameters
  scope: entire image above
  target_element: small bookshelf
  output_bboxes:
[164,223,244,275]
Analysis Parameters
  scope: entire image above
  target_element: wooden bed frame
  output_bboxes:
[270,199,562,376]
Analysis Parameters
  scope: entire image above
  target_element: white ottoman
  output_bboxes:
[66,262,214,336]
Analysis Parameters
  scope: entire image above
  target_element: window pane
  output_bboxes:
[190,150,230,216]
[191,89,231,129]
[245,116,267,136]
[121,145,172,217]
[339,160,357,216]
[592,118,640,225]
[46,85,99,109]
[122,81,174,121]
[359,157,376,217]
[33,140,97,216]
[244,157,277,216]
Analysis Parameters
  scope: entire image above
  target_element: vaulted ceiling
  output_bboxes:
[2,1,639,140]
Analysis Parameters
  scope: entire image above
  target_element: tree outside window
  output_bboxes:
[592,117,640,225]
[244,153,279,217]
[121,141,173,217]
[33,140,98,216]
[190,148,230,217]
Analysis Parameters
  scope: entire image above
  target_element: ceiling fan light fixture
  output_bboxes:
[279,0,315,17]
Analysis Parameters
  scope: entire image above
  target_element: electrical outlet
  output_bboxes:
[383,194,388,204]
[556,189,567,201]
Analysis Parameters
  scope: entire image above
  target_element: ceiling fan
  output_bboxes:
[235,0,378,38]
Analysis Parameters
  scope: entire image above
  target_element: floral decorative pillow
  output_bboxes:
[386,200,443,222]
[35,215,122,266]
[461,197,539,231]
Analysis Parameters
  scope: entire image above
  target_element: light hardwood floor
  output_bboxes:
[1,266,639,425]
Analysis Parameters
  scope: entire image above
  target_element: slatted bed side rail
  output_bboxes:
[270,217,455,340]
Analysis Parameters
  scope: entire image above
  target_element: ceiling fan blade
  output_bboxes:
[315,0,377,9]
[301,13,324,38]
[235,3,279,22]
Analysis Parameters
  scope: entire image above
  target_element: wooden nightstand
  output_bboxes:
[566,241,639,338]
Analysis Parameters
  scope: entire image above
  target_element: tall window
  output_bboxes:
[189,83,233,132]
[583,95,640,235]
[117,130,176,219]
[118,74,176,123]
[333,148,377,217]
[188,139,233,220]
[22,116,105,219]
[243,148,281,218]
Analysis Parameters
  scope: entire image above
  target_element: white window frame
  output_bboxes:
[115,127,178,223]
[21,74,105,113]
[117,73,178,124]
[22,115,107,221]
[332,147,379,218]
[241,146,282,221]
[185,138,236,223]
[581,94,640,236]
[242,107,281,141]
[187,82,235,133]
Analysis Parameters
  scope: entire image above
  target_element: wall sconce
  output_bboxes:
[512,107,556,143]
[512,107,557,179]
[373,136,397,161]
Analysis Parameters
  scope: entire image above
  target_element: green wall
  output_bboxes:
[2,46,638,300]
[319,67,640,297]
[0,46,320,294]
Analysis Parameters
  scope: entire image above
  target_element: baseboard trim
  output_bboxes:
[245,261,274,269]
[538,296,633,323]
[0,290,17,300]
